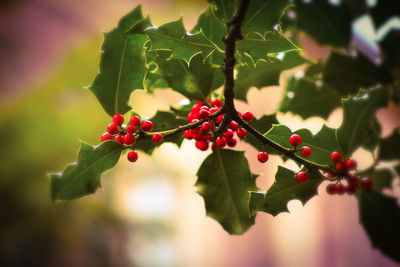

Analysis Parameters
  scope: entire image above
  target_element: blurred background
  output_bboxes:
[0,0,399,266]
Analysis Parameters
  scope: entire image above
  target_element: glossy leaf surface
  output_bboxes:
[51,141,123,200]
[196,149,258,234]
[250,166,323,216]
[90,6,148,116]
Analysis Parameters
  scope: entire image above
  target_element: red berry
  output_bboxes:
[360,177,373,190]
[289,134,302,147]
[344,159,357,170]
[195,140,209,151]
[326,183,336,195]
[236,128,247,139]
[183,130,193,140]
[107,123,119,135]
[193,132,203,141]
[330,151,342,163]
[187,112,194,122]
[152,133,163,143]
[349,175,359,187]
[216,137,227,148]
[216,114,224,124]
[114,135,124,144]
[126,124,136,135]
[228,121,239,131]
[335,184,346,195]
[127,150,138,162]
[141,121,153,132]
[211,99,222,107]
[199,109,210,120]
[191,104,201,112]
[123,134,135,145]
[227,138,237,147]
[336,162,345,172]
[130,115,141,126]
[346,186,357,194]
[327,173,336,178]
[209,107,219,114]
[257,152,269,163]
[197,100,205,107]
[191,127,200,136]
[100,132,113,142]
[296,171,308,183]
[201,122,212,132]
[335,184,345,195]
[223,129,234,140]
[200,105,209,111]
[300,146,311,157]
[242,111,253,122]
[113,113,124,126]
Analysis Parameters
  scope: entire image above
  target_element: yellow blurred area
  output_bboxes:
[1,0,399,266]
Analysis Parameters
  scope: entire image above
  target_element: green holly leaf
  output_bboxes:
[293,0,352,47]
[336,87,389,156]
[379,127,400,161]
[169,103,192,119]
[145,18,217,64]
[263,124,339,166]
[154,52,223,101]
[50,141,123,200]
[143,71,168,91]
[208,0,235,23]
[209,0,290,35]
[125,15,152,34]
[192,6,226,64]
[89,5,148,116]
[344,0,369,18]
[279,76,341,120]
[242,0,290,35]
[371,169,394,191]
[243,114,278,152]
[192,6,225,50]
[235,51,308,101]
[142,50,168,91]
[249,166,323,216]
[196,149,258,234]
[358,190,400,263]
[135,111,187,155]
[362,118,381,152]
[323,52,392,96]
[237,30,299,62]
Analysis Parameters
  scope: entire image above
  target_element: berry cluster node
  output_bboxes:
[183,100,253,153]
[325,151,371,195]
[100,114,164,163]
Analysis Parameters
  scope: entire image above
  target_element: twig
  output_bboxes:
[219,0,339,175]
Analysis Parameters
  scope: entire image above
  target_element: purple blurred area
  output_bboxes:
[0,0,124,101]
[0,1,399,267]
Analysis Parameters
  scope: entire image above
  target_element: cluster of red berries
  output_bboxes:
[100,114,163,163]
[285,134,372,192]
[256,133,312,183]
[183,99,253,151]
[283,134,313,182]
[325,151,372,195]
